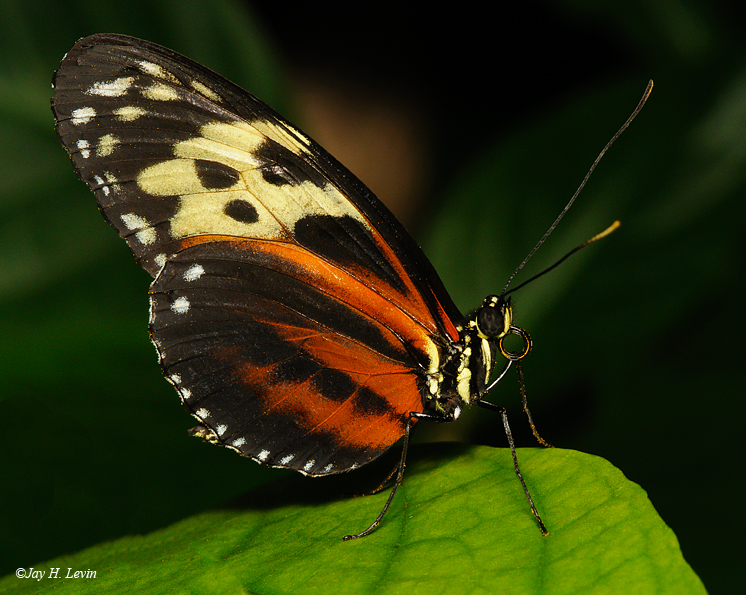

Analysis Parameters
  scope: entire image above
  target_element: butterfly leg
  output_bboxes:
[476,399,549,535]
[342,413,416,540]
[515,361,553,447]
[352,421,421,498]
[342,409,454,541]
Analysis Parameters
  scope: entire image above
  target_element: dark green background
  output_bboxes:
[1,1,742,593]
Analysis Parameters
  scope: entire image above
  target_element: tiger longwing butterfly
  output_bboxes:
[51,34,651,540]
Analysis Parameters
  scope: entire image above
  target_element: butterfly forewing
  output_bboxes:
[52,34,468,474]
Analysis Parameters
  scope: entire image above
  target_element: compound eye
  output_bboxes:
[476,303,505,338]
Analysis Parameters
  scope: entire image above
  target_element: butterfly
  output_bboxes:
[52,34,651,539]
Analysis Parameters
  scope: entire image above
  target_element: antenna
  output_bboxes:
[500,80,653,296]
[504,220,620,296]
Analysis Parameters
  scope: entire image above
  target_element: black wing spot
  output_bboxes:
[273,355,322,384]
[311,369,393,417]
[352,386,392,417]
[261,164,295,186]
[312,369,356,403]
[254,139,326,188]
[195,159,239,189]
[224,199,259,224]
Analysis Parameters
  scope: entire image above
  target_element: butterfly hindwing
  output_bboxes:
[150,238,427,474]
[52,34,467,475]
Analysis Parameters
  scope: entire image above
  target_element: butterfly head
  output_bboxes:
[455,294,531,406]
[471,294,530,359]
[474,294,512,341]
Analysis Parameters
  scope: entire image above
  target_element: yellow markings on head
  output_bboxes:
[113,106,147,122]
[190,79,221,102]
[141,82,179,102]
[480,337,492,379]
[96,134,119,157]
[136,60,179,84]
[503,304,513,336]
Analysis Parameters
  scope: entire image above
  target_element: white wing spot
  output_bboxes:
[190,79,221,102]
[71,107,96,125]
[136,60,178,83]
[258,449,270,461]
[103,172,121,195]
[120,213,156,245]
[171,296,190,314]
[154,253,167,269]
[86,76,135,97]
[303,460,315,472]
[180,388,191,400]
[96,133,119,157]
[279,454,295,465]
[216,424,228,436]
[232,437,246,447]
[93,175,111,197]
[323,464,334,473]
[113,106,147,122]
[77,139,90,158]
[142,82,179,101]
[135,228,157,246]
[183,264,205,282]
[195,408,210,419]
[170,374,181,384]
[121,212,149,230]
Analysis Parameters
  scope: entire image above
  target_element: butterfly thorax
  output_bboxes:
[422,295,512,420]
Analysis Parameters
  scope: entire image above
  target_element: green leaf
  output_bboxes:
[1,446,704,595]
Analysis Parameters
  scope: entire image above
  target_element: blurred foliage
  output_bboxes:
[1,1,743,593]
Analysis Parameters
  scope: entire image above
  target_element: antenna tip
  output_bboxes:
[587,220,621,244]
